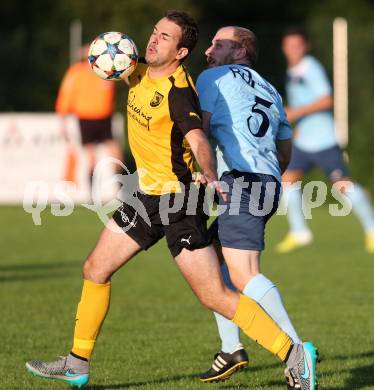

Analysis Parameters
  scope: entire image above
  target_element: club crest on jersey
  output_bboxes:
[150,91,164,107]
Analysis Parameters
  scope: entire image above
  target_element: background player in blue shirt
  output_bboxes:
[276,27,374,253]
[196,26,318,390]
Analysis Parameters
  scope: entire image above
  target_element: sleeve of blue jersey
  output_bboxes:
[196,69,220,114]
[277,112,293,140]
[275,92,293,140]
[277,123,293,140]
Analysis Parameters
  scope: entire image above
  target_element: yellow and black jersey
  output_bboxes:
[127,61,202,195]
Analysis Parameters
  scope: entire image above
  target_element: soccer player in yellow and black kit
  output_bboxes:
[26,11,310,388]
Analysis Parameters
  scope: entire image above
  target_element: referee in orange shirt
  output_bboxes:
[56,44,123,189]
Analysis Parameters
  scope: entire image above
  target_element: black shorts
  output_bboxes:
[79,117,113,145]
[112,185,211,257]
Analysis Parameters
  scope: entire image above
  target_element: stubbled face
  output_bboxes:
[145,17,184,67]
[282,34,308,66]
[205,27,239,67]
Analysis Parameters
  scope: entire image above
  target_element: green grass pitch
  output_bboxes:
[1,205,374,389]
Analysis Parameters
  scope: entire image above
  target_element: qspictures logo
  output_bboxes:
[22,157,356,232]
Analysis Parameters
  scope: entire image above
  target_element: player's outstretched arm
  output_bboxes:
[285,94,333,123]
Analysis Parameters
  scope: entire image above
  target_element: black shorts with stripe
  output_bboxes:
[112,185,211,258]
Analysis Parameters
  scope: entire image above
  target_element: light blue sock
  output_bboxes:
[346,183,374,231]
[243,274,301,344]
[214,263,240,353]
[283,184,310,234]
[213,312,241,353]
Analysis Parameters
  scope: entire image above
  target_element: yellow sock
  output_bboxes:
[72,279,111,359]
[232,294,293,361]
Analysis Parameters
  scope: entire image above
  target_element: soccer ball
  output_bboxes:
[88,32,138,80]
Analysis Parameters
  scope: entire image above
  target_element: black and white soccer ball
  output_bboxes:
[88,32,138,80]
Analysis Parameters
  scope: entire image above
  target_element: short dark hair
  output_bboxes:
[165,10,199,58]
[232,27,258,67]
[282,26,309,42]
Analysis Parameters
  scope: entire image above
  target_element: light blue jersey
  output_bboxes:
[196,64,292,182]
[286,55,337,152]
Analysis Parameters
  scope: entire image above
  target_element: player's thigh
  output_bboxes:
[166,211,234,310]
[175,244,222,295]
[85,197,164,282]
[84,219,142,282]
[175,245,238,318]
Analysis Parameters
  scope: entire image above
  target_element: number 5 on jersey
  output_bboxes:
[247,95,273,137]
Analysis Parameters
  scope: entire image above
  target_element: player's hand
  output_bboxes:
[209,180,228,203]
[285,107,300,123]
[200,173,228,203]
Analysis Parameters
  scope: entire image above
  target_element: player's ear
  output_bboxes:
[235,47,247,61]
[176,47,189,61]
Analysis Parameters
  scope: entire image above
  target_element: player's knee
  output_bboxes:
[83,255,110,283]
[197,294,214,310]
[230,275,245,291]
[82,257,95,280]
[195,289,221,311]
[197,285,236,314]
[230,270,259,292]
[333,179,353,193]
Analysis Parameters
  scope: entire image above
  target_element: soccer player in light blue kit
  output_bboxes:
[196,26,318,390]
[276,27,374,253]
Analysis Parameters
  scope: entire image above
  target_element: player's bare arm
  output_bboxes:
[185,128,227,201]
[185,128,217,182]
[285,94,333,123]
